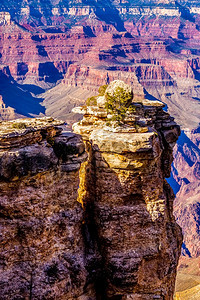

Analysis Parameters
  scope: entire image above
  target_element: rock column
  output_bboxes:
[73,80,183,299]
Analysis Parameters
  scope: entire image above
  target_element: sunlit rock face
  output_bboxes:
[73,80,183,299]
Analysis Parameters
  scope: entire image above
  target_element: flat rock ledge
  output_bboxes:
[0,117,87,180]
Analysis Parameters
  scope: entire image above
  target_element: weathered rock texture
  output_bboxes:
[73,81,183,299]
[0,81,182,299]
[0,117,89,299]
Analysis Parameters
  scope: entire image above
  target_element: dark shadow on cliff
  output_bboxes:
[177,131,200,168]
[166,38,185,54]
[89,0,125,32]
[167,129,200,195]
[167,167,181,195]
[0,72,45,117]
[83,26,96,37]
[192,69,200,82]
[21,84,45,95]
[175,1,195,23]
[182,242,191,257]
[37,45,48,57]
[81,142,182,299]
[39,62,63,83]
[144,89,159,101]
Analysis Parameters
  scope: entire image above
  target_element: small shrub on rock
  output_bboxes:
[12,122,27,129]
[86,96,97,106]
[98,84,108,96]
[86,84,108,106]
[105,86,134,125]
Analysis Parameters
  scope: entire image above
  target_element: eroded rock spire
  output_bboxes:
[73,80,183,299]
[0,81,182,299]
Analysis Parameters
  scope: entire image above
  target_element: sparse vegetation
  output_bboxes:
[12,122,27,129]
[86,84,108,106]
[98,84,108,96]
[128,103,136,113]
[85,83,138,127]
[105,86,134,125]
[86,96,97,106]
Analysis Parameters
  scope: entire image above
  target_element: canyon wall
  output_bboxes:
[1,1,200,27]
[0,81,182,299]
[172,129,200,258]
[1,2,200,85]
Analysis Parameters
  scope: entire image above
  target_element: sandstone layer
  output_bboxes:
[73,81,182,299]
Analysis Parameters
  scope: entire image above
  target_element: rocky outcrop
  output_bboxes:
[73,80,182,299]
[0,81,182,299]
[0,117,89,299]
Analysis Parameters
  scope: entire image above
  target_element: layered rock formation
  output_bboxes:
[1,4,200,87]
[72,81,182,299]
[0,0,199,297]
[0,81,182,299]
[0,117,89,299]
[1,1,200,27]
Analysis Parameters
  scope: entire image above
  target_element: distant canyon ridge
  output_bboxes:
[0,0,200,283]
